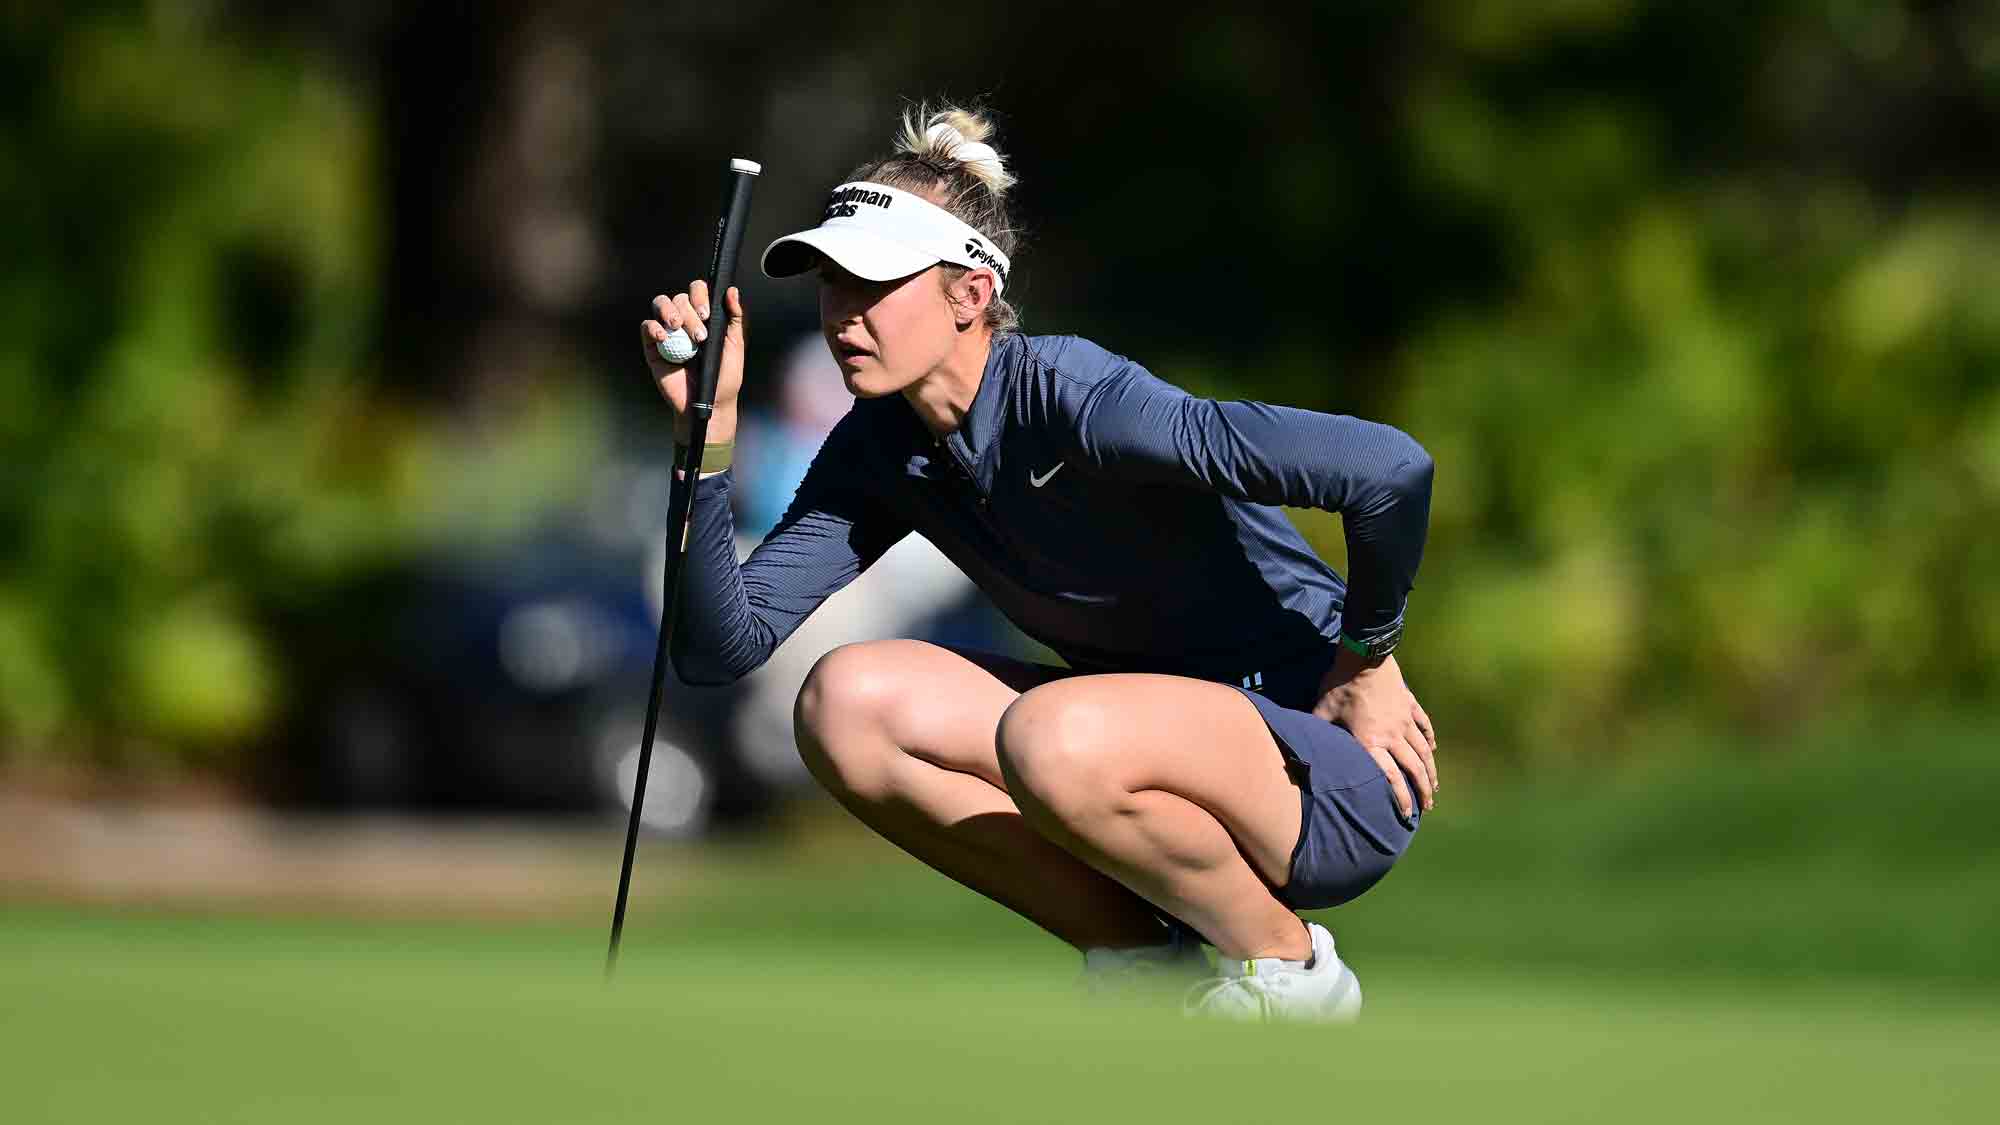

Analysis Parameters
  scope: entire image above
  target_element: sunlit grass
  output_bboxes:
[5,901,1998,1125]
[8,731,1998,1123]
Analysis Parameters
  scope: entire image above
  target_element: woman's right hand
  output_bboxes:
[640,279,745,445]
[1312,652,1437,819]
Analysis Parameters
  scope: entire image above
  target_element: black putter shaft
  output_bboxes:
[608,157,760,975]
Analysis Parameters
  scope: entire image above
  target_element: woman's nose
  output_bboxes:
[819,293,851,323]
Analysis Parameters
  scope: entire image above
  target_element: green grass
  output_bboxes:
[4,907,1997,1125]
[656,718,2000,986]
[7,723,1998,1123]
[1328,721,2000,983]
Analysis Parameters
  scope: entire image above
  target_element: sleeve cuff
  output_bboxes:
[1338,611,1405,657]
[687,466,733,497]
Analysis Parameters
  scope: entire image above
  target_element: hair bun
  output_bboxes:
[923,122,1003,178]
[897,104,1015,195]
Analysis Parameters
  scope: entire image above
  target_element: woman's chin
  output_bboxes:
[841,367,895,398]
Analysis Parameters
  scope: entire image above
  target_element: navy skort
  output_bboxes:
[1228,646,1422,911]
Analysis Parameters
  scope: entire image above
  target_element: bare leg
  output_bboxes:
[995,675,1312,961]
[793,640,1167,950]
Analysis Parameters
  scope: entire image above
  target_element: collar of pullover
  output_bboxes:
[937,331,1019,471]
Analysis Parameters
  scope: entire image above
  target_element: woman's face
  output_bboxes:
[817,260,962,398]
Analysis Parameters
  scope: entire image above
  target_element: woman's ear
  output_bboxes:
[949,270,996,328]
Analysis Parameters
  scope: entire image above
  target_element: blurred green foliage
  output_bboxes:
[1259,1,2000,760]
[0,5,600,764]
[5,1,1997,770]
[1389,188,2000,758]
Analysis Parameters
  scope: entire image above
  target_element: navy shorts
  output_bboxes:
[1228,646,1421,911]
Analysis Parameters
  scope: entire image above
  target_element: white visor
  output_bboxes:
[762,182,1011,294]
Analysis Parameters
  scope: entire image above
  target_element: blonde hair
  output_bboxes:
[849,101,1022,333]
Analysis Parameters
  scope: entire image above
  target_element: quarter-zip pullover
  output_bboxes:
[673,333,1433,686]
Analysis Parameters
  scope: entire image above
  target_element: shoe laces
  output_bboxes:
[1183,950,1314,1019]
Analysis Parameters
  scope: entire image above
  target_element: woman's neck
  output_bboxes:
[902,329,993,438]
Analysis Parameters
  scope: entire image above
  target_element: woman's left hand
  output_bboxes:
[1312,652,1437,818]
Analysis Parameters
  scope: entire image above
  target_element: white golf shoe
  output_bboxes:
[1183,921,1362,1023]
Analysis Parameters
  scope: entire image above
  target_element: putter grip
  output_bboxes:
[689,163,759,411]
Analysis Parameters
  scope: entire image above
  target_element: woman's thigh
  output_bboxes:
[996,674,1303,890]
[796,639,1070,789]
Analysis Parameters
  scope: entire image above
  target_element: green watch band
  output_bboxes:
[1338,624,1401,661]
[674,441,735,475]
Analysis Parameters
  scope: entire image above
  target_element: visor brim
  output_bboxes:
[761,227,939,282]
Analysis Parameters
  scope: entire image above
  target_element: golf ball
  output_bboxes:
[657,327,699,364]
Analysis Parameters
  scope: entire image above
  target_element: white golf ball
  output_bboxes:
[657,327,699,364]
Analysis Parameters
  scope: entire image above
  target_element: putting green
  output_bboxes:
[3,908,1995,1124]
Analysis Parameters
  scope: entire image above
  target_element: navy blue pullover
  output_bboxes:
[672,333,1433,686]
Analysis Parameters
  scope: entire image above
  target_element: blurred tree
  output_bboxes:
[2,2,380,760]
[7,0,1996,772]
[0,2,601,768]
[579,0,2000,760]
[1372,0,2000,757]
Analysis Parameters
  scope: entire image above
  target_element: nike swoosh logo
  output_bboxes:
[1028,462,1065,488]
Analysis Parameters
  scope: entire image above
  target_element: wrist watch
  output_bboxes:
[1338,620,1402,662]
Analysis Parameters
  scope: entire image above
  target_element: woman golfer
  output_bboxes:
[641,105,1437,1022]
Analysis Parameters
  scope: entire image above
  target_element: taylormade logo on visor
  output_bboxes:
[964,237,1009,283]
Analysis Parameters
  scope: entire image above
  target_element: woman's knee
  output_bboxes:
[793,641,909,799]
[795,642,903,736]
[995,683,1125,824]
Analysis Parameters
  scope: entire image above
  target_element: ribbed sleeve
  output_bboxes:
[670,412,911,685]
[1072,367,1433,645]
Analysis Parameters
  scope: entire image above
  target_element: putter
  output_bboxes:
[607,156,760,976]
